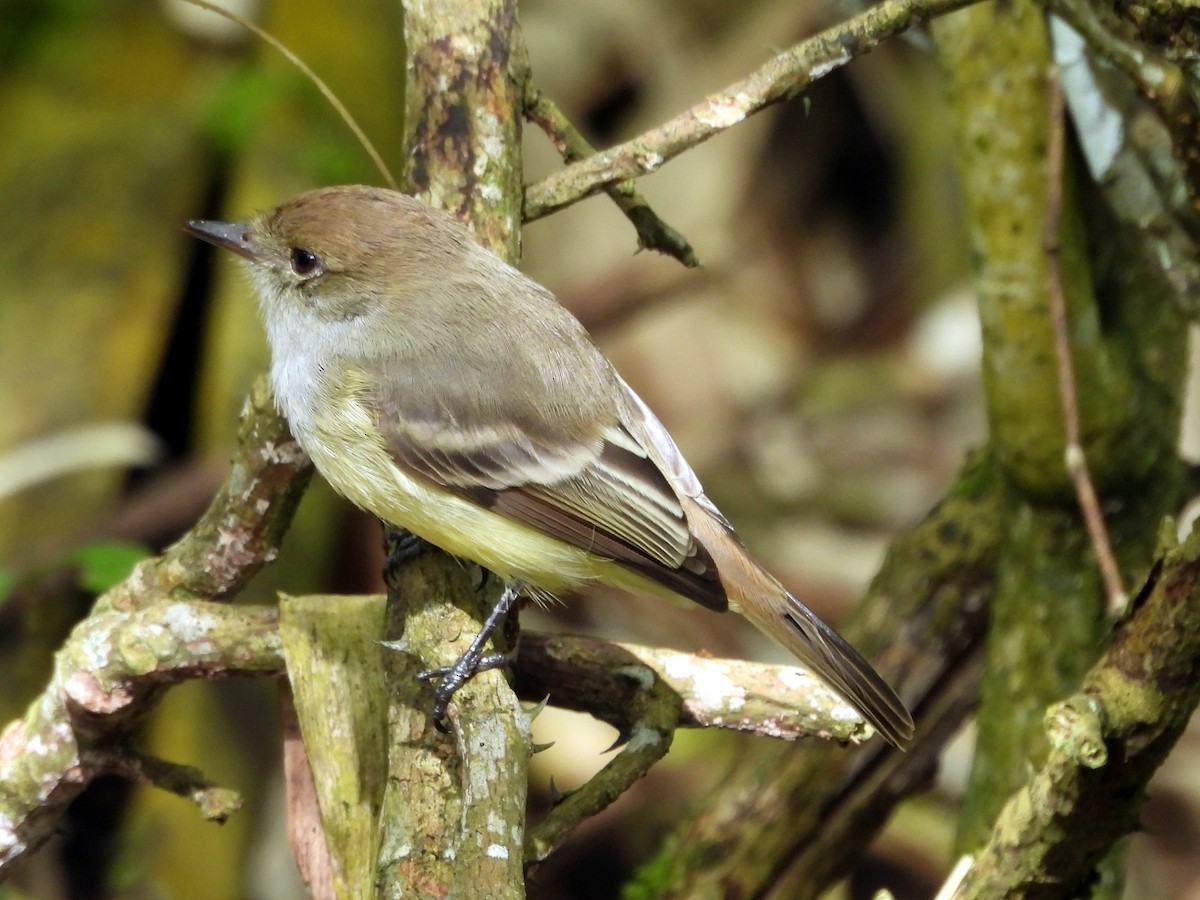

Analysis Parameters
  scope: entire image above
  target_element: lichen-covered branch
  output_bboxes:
[515,633,876,744]
[97,376,311,615]
[0,373,308,874]
[523,0,984,219]
[1,565,922,882]
[401,0,525,257]
[524,86,699,267]
[0,602,281,871]
[954,526,1200,897]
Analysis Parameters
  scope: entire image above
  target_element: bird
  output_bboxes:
[185,184,914,748]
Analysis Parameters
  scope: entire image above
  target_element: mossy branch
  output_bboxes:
[953,525,1200,896]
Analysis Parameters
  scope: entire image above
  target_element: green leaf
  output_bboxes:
[68,540,150,594]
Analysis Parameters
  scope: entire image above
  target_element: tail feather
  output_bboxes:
[774,594,914,748]
[684,497,914,748]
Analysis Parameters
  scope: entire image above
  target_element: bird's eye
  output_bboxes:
[289,247,322,277]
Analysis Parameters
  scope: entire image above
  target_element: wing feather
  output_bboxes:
[378,392,727,610]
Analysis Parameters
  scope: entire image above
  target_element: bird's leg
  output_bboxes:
[417,582,521,732]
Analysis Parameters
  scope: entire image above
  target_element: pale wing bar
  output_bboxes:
[386,417,728,610]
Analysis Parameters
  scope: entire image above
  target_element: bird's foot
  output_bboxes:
[418,649,515,732]
[416,583,520,732]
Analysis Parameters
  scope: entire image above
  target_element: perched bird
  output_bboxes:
[186,185,913,747]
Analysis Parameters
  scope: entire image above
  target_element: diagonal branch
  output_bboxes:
[953,525,1200,896]
[97,376,311,615]
[524,86,699,267]
[523,0,984,219]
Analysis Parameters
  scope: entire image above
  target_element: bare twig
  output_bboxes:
[523,646,680,868]
[524,86,699,267]
[106,752,243,822]
[181,0,398,191]
[1043,70,1127,616]
[523,0,983,219]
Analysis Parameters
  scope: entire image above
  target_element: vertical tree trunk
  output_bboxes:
[375,2,530,897]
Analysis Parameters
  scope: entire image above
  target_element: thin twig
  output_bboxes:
[1048,0,1200,236]
[523,0,983,218]
[181,0,398,191]
[522,645,680,868]
[524,86,699,267]
[106,753,243,822]
[1043,70,1128,617]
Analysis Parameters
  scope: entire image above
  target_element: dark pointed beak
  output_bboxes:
[183,219,258,260]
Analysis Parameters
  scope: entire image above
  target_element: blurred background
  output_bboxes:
[0,0,1195,897]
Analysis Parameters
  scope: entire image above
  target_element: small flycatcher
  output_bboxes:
[186,185,913,748]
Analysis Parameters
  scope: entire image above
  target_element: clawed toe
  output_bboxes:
[414,585,521,730]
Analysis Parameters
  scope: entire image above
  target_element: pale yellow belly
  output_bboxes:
[302,405,663,600]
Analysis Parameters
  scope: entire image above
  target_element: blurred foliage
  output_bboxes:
[0,568,14,607]
[66,540,150,595]
[0,0,92,72]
